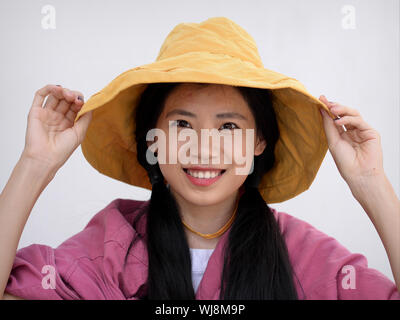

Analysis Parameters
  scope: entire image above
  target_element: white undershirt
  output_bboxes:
[189,248,215,293]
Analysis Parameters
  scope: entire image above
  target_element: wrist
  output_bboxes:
[18,152,57,186]
[349,173,399,219]
[347,172,388,200]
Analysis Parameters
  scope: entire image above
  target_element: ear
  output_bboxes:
[254,137,266,156]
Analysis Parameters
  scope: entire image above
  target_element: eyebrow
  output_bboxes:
[165,109,248,120]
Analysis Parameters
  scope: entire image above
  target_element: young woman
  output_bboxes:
[1,17,399,300]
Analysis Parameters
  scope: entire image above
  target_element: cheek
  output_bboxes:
[230,130,255,168]
[158,163,181,184]
[152,129,181,164]
[165,134,192,164]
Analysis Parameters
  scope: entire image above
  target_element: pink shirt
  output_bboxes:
[5,198,400,300]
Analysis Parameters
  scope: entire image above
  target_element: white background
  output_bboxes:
[0,0,398,283]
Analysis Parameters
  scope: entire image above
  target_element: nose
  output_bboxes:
[182,128,221,165]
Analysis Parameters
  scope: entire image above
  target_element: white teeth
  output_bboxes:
[186,169,223,179]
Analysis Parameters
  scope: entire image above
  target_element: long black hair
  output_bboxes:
[132,82,300,299]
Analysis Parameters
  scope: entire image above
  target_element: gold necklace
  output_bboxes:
[181,195,240,240]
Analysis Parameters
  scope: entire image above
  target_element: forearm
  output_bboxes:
[0,155,55,297]
[349,173,400,291]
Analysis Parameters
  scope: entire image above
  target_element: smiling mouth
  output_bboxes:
[182,168,226,179]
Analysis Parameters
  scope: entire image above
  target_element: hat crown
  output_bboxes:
[156,17,264,68]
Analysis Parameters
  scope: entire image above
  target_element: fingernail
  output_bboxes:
[56,85,61,87]
[77,96,84,102]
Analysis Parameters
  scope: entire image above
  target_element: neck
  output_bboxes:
[170,187,240,249]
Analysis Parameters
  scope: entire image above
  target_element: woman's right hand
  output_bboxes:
[21,84,93,174]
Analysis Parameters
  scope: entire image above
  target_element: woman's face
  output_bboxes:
[152,83,266,206]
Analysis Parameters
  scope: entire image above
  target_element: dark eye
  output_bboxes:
[220,122,240,130]
[175,119,191,128]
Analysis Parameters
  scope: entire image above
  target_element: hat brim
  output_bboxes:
[75,51,333,203]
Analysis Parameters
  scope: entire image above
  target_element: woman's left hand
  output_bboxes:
[318,95,385,188]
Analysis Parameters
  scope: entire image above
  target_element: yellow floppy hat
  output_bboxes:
[75,16,335,204]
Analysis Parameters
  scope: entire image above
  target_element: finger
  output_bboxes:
[43,95,60,110]
[319,95,346,134]
[64,91,84,122]
[65,100,84,124]
[329,104,361,118]
[320,108,345,144]
[318,95,337,117]
[32,84,63,111]
[319,97,344,147]
[55,88,75,115]
[325,100,361,132]
[60,87,77,105]
[54,89,82,115]
[335,117,346,134]
[333,115,372,131]
[42,86,76,112]
[43,92,61,110]
[320,95,356,119]
[69,90,84,113]
[73,110,93,144]
[54,99,72,115]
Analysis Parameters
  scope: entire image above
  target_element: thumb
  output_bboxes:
[319,95,341,148]
[74,110,93,144]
